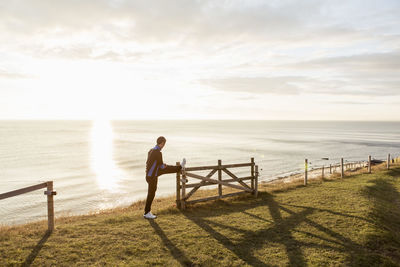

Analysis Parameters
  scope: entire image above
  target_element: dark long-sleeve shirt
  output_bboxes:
[145,145,166,178]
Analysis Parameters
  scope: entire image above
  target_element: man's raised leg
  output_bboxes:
[158,165,181,176]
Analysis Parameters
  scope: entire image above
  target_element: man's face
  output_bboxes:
[159,141,166,150]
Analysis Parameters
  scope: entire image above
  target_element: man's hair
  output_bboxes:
[157,136,166,145]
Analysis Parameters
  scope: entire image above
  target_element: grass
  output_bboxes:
[1,164,400,266]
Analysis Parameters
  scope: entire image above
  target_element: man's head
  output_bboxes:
[157,136,166,149]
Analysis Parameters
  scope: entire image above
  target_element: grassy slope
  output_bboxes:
[1,165,400,266]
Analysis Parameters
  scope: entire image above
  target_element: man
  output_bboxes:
[144,136,186,219]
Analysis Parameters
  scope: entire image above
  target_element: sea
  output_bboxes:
[1,120,399,225]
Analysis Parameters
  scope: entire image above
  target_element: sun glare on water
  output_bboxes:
[90,119,122,191]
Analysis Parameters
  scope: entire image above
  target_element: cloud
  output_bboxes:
[291,51,400,72]
[327,101,380,105]
[1,0,398,69]
[201,74,400,97]
[24,44,147,61]
[282,51,400,96]
[0,69,31,79]
[0,1,315,40]
[200,76,302,95]
[0,0,379,52]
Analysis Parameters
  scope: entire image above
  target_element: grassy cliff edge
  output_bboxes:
[1,164,400,266]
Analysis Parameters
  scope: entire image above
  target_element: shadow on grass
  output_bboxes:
[148,220,194,267]
[182,192,370,266]
[361,173,400,265]
[22,230,51,267]
[386,167,400,178]
[282,203,375,224]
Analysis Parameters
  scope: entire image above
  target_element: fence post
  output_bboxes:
[254,165,259,197]
[368,155,371,173]
[341,158,344,178]
[251,157,255,192]
[176,162,181,209]
[322,166,324,179]
[181,165,186,210]
[218,159,222,198]
[330,164,332,174]
[387,154,390,170]
[304,159,308,185]
[46,181,55,232]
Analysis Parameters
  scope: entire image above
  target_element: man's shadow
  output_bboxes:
[22,230,51,267]
[148,220,194,267]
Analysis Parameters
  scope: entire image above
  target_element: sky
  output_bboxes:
[0,0,399,120]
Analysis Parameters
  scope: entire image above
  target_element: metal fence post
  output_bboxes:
[341,158,344,178]
[304,159,308,185]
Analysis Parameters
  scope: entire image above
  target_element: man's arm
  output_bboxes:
[159,151,166,169]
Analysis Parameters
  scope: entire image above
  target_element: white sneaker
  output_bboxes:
[143,212,157,219]
[181,158,186,170]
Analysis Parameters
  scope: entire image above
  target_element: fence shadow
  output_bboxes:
[183,192,361,266]
[22,230,51,267]
[182,192,367,266]
[148,220,194,267]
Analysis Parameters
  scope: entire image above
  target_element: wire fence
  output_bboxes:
[258,153,400,184]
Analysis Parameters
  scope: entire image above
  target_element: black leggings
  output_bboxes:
[144,165,181,214]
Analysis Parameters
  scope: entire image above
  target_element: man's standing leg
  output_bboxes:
[144,176,158,215]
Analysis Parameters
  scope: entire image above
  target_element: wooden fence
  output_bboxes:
[175,158,258,209]
[304,153,396,185]
[0,181,57,232]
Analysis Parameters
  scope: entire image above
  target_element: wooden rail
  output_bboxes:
[0,181,57,232]
[176,158,258,209]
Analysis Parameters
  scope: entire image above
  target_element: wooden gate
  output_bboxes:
[175,158,259,209]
